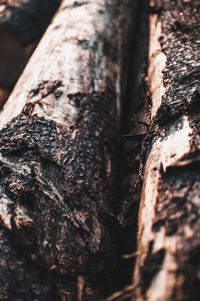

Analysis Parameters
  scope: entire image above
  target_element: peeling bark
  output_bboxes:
[0,0,61,107]
[133,1,200,300]
[0,0,134,299]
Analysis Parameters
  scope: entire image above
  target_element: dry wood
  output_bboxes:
[0,0,134,299]
[0,0,60,107]
[133,1,200,300]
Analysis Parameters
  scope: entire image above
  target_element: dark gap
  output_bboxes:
[121,0,149,135]
[109,0,150,296]
[0,0,62,110]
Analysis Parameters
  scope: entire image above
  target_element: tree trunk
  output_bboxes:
[0,0,61,107]
[133,1,200,300]
[0,0,134,300]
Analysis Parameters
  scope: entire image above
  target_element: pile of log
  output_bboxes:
[0,0,136,299]
[1,0,200,300]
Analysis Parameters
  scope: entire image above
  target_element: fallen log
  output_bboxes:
[133,1,200,300]
[0,0,61,107]
[0,0,134,299]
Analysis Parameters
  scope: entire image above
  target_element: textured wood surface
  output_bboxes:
[0,0,134,299]
[133,1,200,300]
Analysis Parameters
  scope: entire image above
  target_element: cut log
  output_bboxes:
[0,0,134,299]
[0,0,61,107]
[133,1,200,300]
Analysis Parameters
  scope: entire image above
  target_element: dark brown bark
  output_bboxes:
[0,0,135,300]
[0,0,61,107]
[133,1,200,300]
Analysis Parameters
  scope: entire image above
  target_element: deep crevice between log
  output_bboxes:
[108,1,150,298]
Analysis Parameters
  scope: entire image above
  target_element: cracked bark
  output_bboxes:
[0,0,61,107]
[0,0,135,300]
[133,1,200,301]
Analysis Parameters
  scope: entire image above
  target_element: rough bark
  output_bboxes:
[0,0,134,300]
[133,1,200,300]
[0,0,61,107]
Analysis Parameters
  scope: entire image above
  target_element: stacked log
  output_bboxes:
[0,0,135,299]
